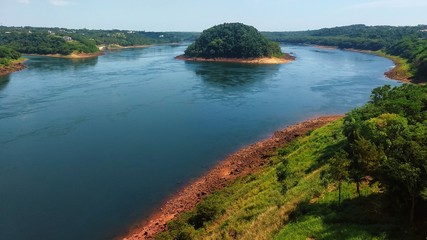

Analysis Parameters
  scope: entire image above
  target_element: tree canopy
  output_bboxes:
[0,26,196,55]
[341,84,427,222]
[184,23,283,59]
[0,45,20,66]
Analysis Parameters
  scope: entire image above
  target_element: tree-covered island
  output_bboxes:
[177,23,294,64]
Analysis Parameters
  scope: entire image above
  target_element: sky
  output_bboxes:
[1,0,427,31]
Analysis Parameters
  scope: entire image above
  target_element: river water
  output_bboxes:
[0,45,400,240]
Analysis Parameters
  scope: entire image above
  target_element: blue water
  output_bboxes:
[0,45,400,240]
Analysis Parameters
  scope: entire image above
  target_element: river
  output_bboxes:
[0,44,400,240]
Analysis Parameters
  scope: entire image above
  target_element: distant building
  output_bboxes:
[159,35,164,38]
[421,29,427,32]
[63,36,72,41]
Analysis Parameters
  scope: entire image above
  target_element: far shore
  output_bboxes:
[26,52,104,59]
[120,115,343,240]
[175,54,295,65]
[0,59,27,76]
[312,44,418,83]
[102,43,181,51]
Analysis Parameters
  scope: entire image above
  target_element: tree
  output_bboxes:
[324,150,350,207]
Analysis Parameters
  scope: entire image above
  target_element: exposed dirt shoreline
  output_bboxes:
[0,59,27,76]
[31,52,104,59]
[120,115,343,240]
[175,54,295,65]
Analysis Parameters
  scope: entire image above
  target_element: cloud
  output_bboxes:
[18,0,31,4]
[349,0,427,9]
[49,0,70,6]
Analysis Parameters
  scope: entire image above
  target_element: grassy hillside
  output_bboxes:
[156,84,426,240]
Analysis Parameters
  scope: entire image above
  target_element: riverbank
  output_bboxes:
[100,43,181,51]
[41,52,104,59]
[121,115,343,240]
[311,45,419,83]
[175,54,295,65]
[344,48,415,83]
[0,59,27,76]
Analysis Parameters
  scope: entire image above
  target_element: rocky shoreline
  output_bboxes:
[0,59,27,76]
[175,54,295,65]
[121,115,343,240]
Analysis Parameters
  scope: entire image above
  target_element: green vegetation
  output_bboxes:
[184,23,284,58]
[0,45,21,66]
[0,26,197,55]
[264,24,427,80]
[157,84,426,240]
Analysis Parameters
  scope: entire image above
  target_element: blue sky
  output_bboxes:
[1,0,427,31]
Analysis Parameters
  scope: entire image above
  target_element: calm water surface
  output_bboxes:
[0,45,400,240]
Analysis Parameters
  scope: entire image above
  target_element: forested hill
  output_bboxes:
[0,26,198,55]
[264,24,427,46]
[263,25,427,81]
[184,23,284,59]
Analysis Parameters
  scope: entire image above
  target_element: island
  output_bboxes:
[176,23,295,64]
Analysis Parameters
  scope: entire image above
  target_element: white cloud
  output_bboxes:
[18,0,31,4]
[49,0,70,6]
[349,0,427,9]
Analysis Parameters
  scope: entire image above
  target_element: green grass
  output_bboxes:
[157,119,424,240]
[374,51,414,80]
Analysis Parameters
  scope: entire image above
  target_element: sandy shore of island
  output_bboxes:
[120,115,343,240]
[175,54,295,65]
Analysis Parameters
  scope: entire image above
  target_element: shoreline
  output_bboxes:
[0,59,27,76]
[343,48,414,83]
[103,43,181,51]
[120,115,343,240]
[175,54,295,65]
[28,52,104,59]
[309,44,420,83]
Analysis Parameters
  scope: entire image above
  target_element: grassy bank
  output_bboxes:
[157,120,421,239]
[156,84,427,240]
[374,51,414,83]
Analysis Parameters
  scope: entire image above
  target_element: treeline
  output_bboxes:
[0,26,197,55]
[264,24,427,80]
[184,23,283,58]
[0,32,98,55]
[311,84,427,223]
[0,45,21,66]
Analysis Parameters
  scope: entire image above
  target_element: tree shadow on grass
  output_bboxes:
[286,194,425,240]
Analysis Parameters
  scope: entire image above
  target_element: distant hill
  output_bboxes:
[0,26,197,55]
[184,23,284,59]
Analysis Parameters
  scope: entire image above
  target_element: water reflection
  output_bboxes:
[0,74,10,91]
[24,56,98,72]
[185,61,280,88]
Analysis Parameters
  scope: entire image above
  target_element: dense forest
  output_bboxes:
[263,25,427,80]
[0,45,21,66]
[184,23,283,58]
[334,84,427,222]
[157,84,427,240]
[0,26,197,55]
